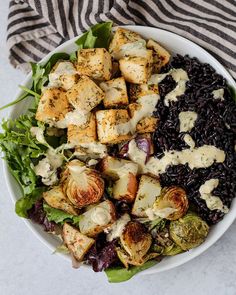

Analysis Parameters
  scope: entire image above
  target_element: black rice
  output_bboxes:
[153,55,236,224]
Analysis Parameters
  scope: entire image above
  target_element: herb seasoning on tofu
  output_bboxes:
[0,22,235,283]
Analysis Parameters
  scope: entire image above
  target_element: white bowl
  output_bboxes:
[4,25,236,276]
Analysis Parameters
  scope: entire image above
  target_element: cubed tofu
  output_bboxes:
[119,51,153,84]
[99,156,138,179]
[113,173,138,203]
[49,61,78,90]
[62,223,95,261]
[43,186,78,215]
[132,175,162,217]
[79,200,116,237]
[100,77,129,108]
[36,88,70,125]
[109,28,144,60]
[147,39,170,73]
[96,109,132,144]
[129,83,159,102]
[67,76,104,113]
[128,103,158,133]
[67,113,97,144]
[77,48,112,81]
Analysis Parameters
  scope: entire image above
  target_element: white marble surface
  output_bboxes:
[0,2,236,295]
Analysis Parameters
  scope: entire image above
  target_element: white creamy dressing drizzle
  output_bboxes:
[199,179,229,213]
[34,149,63,186]
[77,142,108,158]
[148,68,189,106]
[179,111,198,132]
[55,109,90,129]
[99,82,121,102]
[90,207,111,226]
[30,127,48,145]
[144,145,225,176]
[87,159,98,166]
[212,88,224,101]
[114,39,147,60]
[183,134,195,149]
[106,213,131,241]
[48,61,77,88]
[145,207,177,220]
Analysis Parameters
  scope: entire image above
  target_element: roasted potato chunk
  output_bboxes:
[99,156,138,179]
[119,51,153,84]
[61,160,104,208]
[67,113,97,144]
[96,109,132,144]
[109,27,144,60]
[132,175,162,217]
[100,77,129,108]
[63,223,95,261]
[43,186,78,215]
[79,200,116,237]
[100,156,138,203]
[77,48,112,81]
[113,173,138,203]
[147,39,170,73]
[66,76,104,113]
[36,88,70,125]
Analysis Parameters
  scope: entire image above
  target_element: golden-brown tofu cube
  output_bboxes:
[147,39,170,73]
[62,223,95,261]
[36,88,70,125]
[67,76,104,112]
[96,109,132,144]
[129,83,159,102]
[77,48,112,81]
[128,103,158,133]
[119,51,153,84]
[67,113,97,145]
[49,61,78,90]
[109,28,144,60]
[43,186,78,215]
[100,77,129,108]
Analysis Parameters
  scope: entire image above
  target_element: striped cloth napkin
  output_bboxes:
[7,0,236,79]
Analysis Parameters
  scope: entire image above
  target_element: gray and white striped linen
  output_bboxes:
[7,0,236,79]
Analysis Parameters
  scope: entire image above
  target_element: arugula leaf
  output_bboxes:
[69,51,77,62]
[0,114,48,195]
[0,52,70,111]
[15,188,45,218]
[105,260,158,283]
[43,203,81,226]
[75,22,113,49]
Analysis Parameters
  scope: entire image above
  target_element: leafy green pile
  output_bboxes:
[0,21,165,282]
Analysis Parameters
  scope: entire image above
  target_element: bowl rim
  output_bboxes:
[3,24,236,276]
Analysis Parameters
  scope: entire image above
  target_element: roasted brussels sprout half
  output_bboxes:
[169,213,209,251]
[61,160,104,208]
[152,186,189,220]
[118,221,154,266]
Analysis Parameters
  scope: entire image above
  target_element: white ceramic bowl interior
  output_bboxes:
[3,25,236,276]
